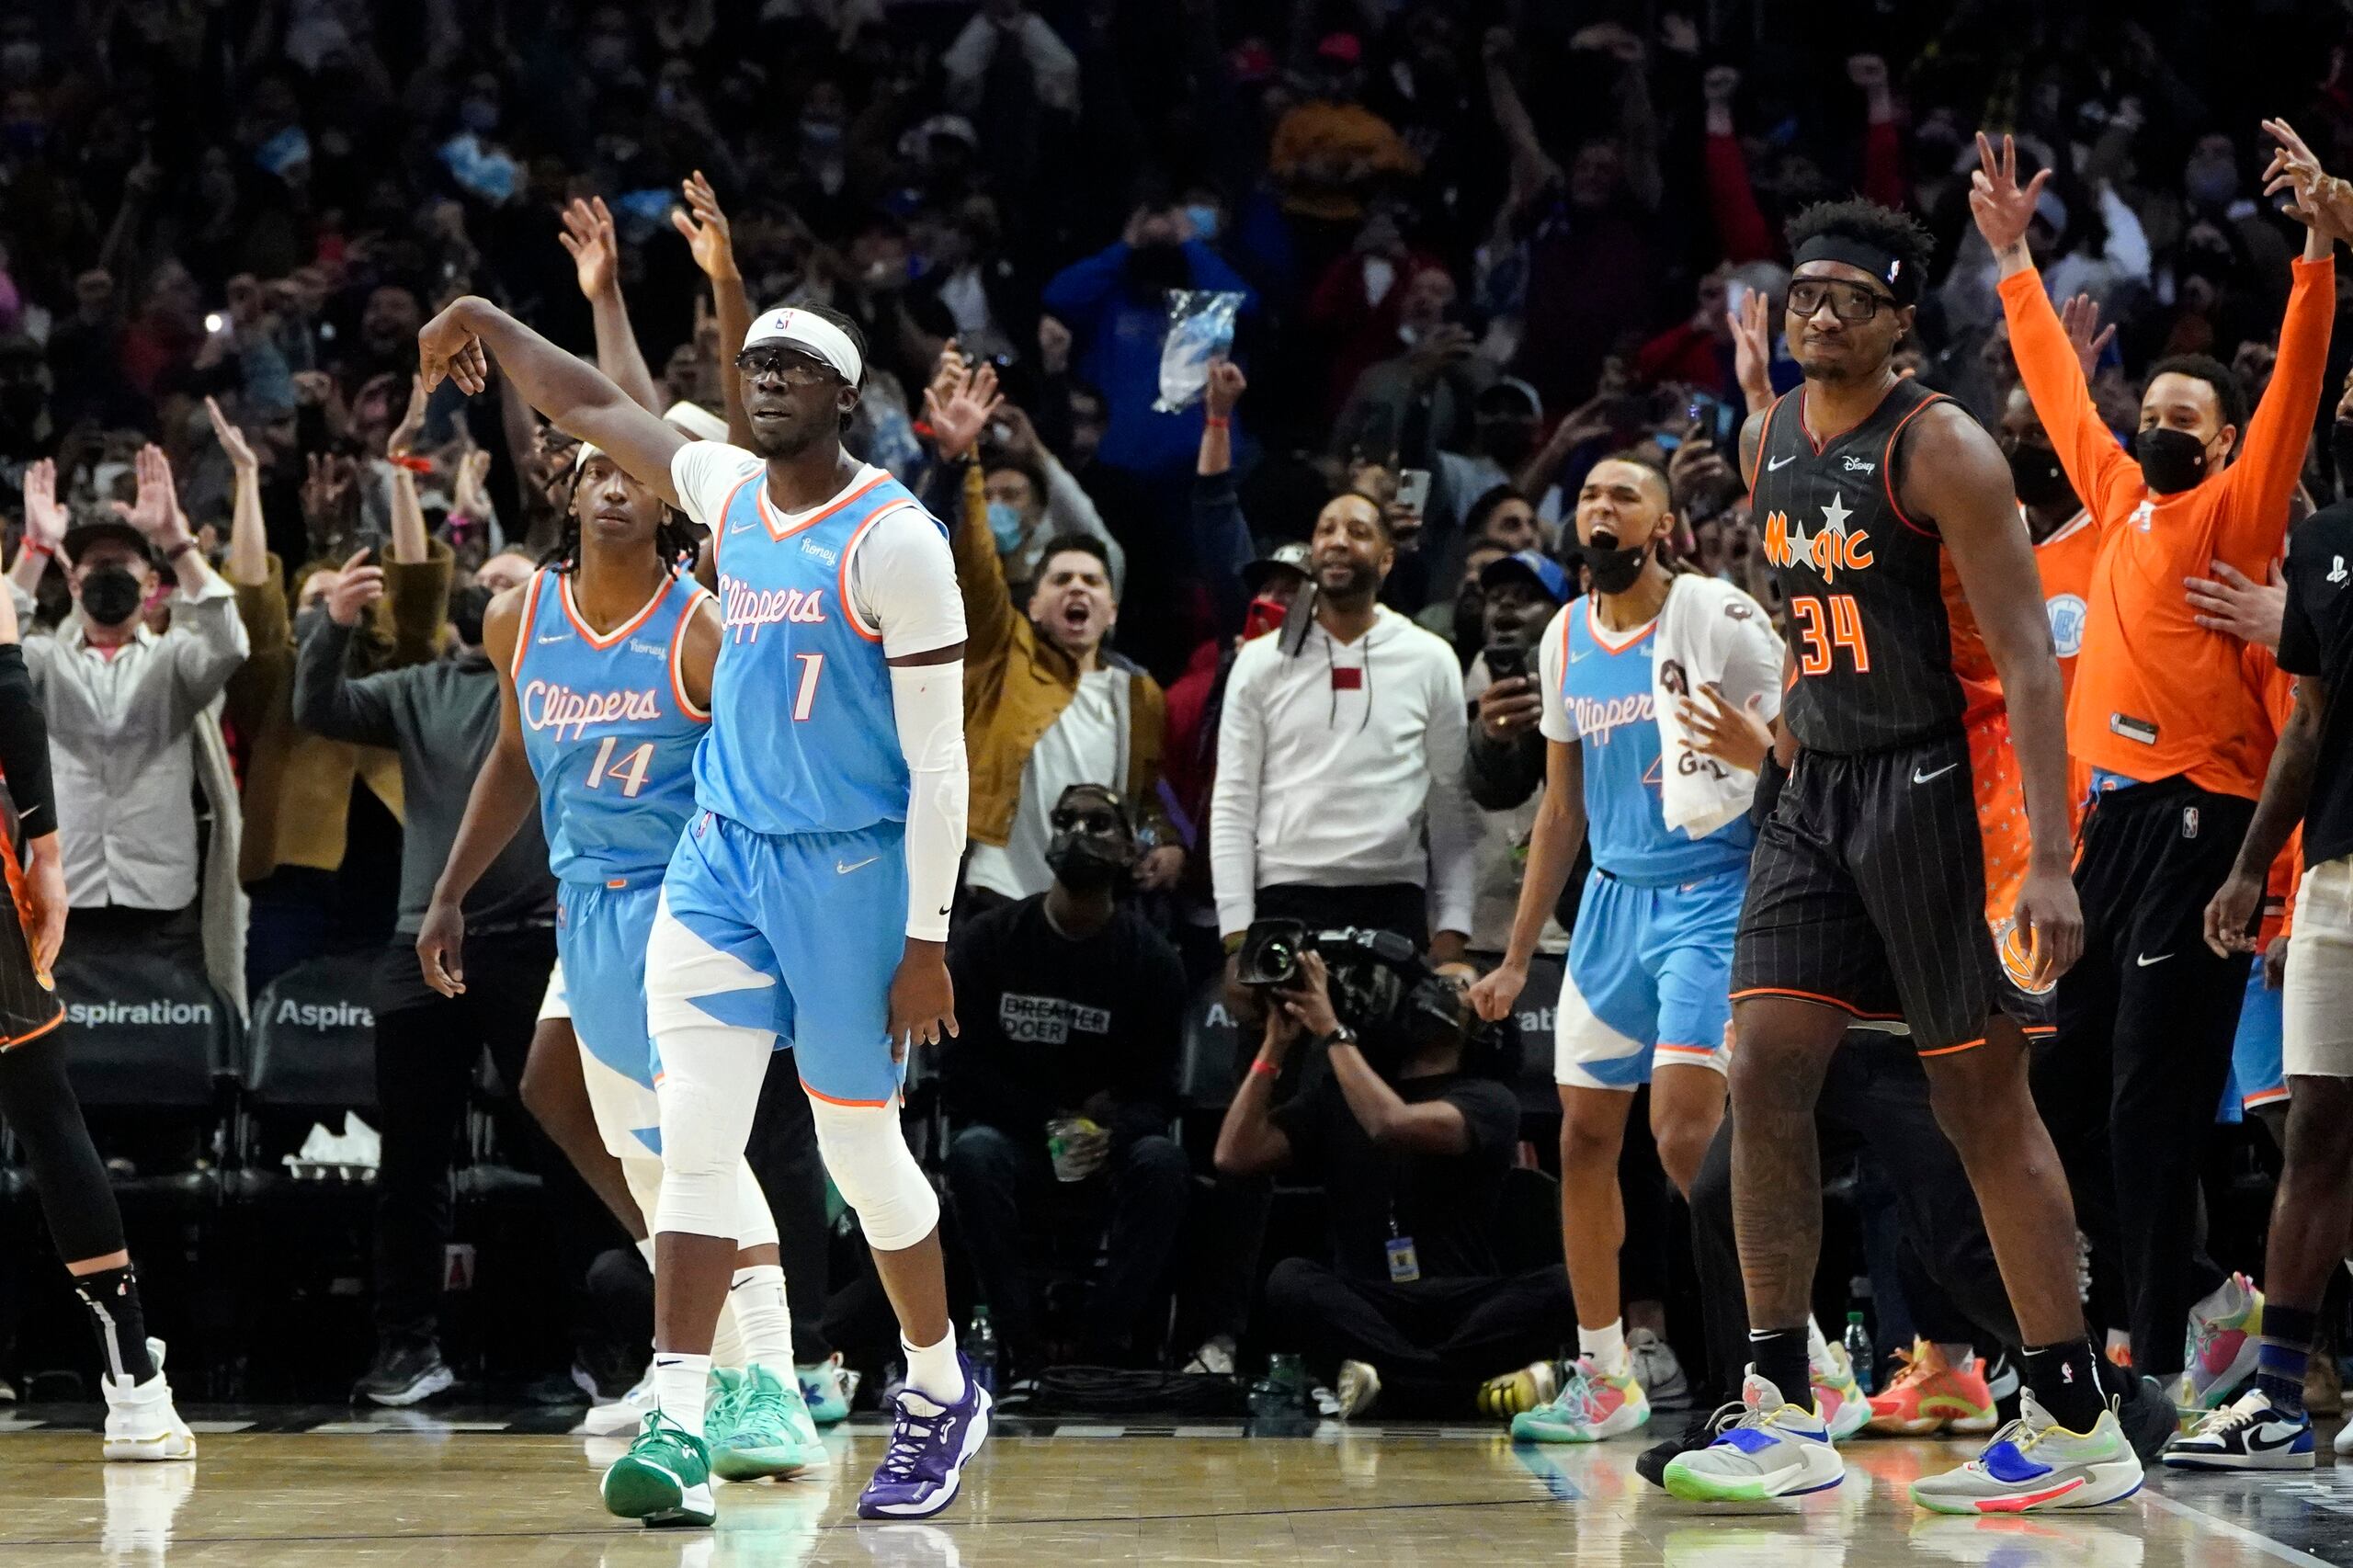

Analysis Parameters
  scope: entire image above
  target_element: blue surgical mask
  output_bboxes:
[1183,204,1221,243]
[987,501,1026,552]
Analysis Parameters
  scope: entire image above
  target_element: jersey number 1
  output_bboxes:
[1792,595,1871,676]
[586,736,655,798]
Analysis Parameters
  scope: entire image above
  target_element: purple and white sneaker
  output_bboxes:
[856,1356,993,1520]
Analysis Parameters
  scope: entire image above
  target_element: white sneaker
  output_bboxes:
[1662,1371,1844,1501]
[101,1339,196,1462]
[1183,1336,1236,1377]
[582,1365,656,1436]
[2336,1418,2353,1459]
[1336,1359,1381,1420]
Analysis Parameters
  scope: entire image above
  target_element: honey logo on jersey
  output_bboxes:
[1763,493,1874,584]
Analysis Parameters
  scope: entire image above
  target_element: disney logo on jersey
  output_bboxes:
[720,574,829,644]
[1572,691,1654,745]
[521,679,664,741]
[1763,492,1873,585]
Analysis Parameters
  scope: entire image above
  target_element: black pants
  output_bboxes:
[744,1066,835,1365]
[1265,1257,1574,1414]
[2044,779,2252,1376]
[370,929,557,1351]
[944,1123,1189,1369]
[63,903,202,974]
[1255,882,1430,949]
[1691,1033,2018,1394]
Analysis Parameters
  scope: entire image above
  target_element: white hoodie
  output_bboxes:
[1210,606,1478,938]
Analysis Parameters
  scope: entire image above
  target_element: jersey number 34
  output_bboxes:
[1791,594,1871,676]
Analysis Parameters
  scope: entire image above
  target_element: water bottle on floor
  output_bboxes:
[1843,1310,1876,1397]
[968,1305,999,1397]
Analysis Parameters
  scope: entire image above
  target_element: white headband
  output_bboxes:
[664,401,729,441]
[743,307,863,386]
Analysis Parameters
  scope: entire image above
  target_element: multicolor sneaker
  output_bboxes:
[800,1357,852,1426]
[2162,1388,2316,1470]
[1510,1357,1651,1443]
[1870,1340,1997,1437]
[1476,1359,1560,1420]
[1909,1391,2143,1514]
[1661,1372,1844,1501]
[100,1339,195,1461]
[601,1410,716,1527]
[2183,1272,2263,1411]
[708,1363,825,1482]
[1812,1341,1871,1441]
[856,1358,992,1520]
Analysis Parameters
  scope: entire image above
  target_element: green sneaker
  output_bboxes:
[798,1358,851,1426]
[709,1363,824,1482]
[601,1410,716,1527]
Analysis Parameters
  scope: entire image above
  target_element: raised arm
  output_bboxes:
[1903,402,2083,983]
[416,586,542,996]
[12,458,64,598]
[420,296,687,507]
[559,197,664,415]
[210,397,270,587]
[672,171,756,450]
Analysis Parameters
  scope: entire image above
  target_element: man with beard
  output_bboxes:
[926,361,1176,910]
[939,783,1189,1382]
[416,294,984,1524]
[1209,485,1476,964]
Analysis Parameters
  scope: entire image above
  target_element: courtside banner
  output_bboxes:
[54,944,236,1108]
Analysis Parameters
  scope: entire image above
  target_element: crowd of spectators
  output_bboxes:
[1,0,2349,1411]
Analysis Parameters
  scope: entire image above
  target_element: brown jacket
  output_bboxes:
[949,463,1171,847]
[226,544,452,884]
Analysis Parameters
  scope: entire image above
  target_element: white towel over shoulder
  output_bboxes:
[1652,574,1786,840]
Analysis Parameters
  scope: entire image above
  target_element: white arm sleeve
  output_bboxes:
[891,658,968,942]
[668,440,766,533]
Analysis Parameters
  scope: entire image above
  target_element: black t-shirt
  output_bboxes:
[940,895,1187,1145]
[2278,505,2353,869]
[1269,1065,1520,1282]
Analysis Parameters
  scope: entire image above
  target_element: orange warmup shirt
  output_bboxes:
[1998,254,2334,801]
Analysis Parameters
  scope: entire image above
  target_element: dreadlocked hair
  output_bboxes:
[540,486,701,577]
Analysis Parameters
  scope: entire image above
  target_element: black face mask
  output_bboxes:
[1578,530,1649,596]
[448,584,494,649]
[2134,426,2214,495]
[78,565,144,627]
[2006,441,2078,513]
[1046,829,1131,894]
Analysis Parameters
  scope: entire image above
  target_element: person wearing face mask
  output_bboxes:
[939,782,1188,1381]
[6,445,248,991]
[925,362,1176,911]
[1467,456,1783,1440]
[1984,123,2340,1394]
[292,537,562,1409]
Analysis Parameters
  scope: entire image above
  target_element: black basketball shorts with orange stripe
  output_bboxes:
[0,779,63,1051]
[1731,723,2055,1054]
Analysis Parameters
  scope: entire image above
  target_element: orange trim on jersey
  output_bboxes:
[757,470,891,542]
[508,571,547,682]
[1918,1036,1985,1057]
[801,1078,894,1108]
[2245,1085,2291,1108]
[0,1010,64,1051]
[1730,985,1904,1022]
[1655,1042,1720,1057]
[560,574,669,650]
[836,503,919,645]
[1881,394,1949,540]
[711,470,762,568]
[668,586,716,722]
[1585,596,1658,655]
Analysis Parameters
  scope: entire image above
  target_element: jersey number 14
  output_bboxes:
[585,735,656,798]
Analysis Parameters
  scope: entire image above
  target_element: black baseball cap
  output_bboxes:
[61,518,154,567]
[1242,540,1312,596]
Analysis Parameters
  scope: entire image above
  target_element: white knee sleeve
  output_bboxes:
[623,1153,776,1251]
[654,1019,775,1239]
[807,1094,938,1251]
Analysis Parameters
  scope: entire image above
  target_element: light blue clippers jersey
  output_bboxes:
[699,466,938,836]
[513,567,710,886]
[1558,597,1755,886]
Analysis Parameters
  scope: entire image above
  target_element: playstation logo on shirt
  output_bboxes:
[2330,553,2348,585]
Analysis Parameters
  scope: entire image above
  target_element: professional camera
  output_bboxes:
[1234,919,1506,1073]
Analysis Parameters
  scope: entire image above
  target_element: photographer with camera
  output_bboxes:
[942,784,1189,1381]
[1213,935,1567,1419]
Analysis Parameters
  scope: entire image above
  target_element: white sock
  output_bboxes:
[731,1265,795,1370]
[635,1236,657,1268]
[1578,1320,1630,1379]
[652,1351,712,1437]
[903,1328,965,1404]
[1805,1316,1833,1375]
[710,1300,745,1369]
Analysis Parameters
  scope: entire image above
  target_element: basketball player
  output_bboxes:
[1661,196,2141,1513]
[415,442,824,1486]
[419,294,981,1525]
[0,576,192,1460]
[1468,454,1790,1444]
